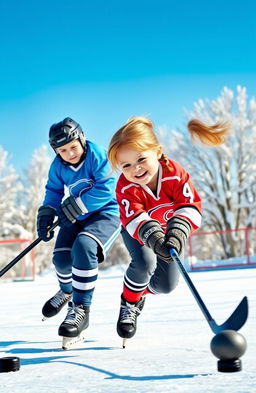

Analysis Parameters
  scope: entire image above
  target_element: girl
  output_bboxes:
[37,117,120,349]
[107,116,229,346]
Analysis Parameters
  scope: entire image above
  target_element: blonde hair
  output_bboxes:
[188,119,230,146]
[108,116,230,171]
[108,116,171,171]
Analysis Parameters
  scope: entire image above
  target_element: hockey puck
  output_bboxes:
[0,356,20,372]
[217,358,242,373]
[210,330,247,373]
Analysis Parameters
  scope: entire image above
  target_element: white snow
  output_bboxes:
[0,265,255,393]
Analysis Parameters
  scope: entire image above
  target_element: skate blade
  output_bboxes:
[122,338,127,349]
[62,333,86,350]
[42,316,48,321]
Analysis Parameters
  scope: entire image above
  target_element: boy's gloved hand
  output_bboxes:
[57,196,84,227]
[37,206,56,242]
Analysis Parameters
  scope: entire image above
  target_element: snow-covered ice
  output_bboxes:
[0,264,255,393]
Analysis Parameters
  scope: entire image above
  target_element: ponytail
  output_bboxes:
[188,119,230,146]
[160,153,173,172]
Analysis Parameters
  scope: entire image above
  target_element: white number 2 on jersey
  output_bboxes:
[121,199,134,218]
[183,182,194,203]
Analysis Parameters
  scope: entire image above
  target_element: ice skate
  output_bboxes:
[42,289,72,321]
[117,295,146,348]
[58,302,90,350]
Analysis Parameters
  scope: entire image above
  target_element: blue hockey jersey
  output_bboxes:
[43,140,119,220]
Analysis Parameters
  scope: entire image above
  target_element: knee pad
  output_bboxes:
[53,250,72,274]
[72,234,99,269]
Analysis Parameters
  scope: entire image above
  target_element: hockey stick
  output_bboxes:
[0,221,59,278]
[169,248,248,334]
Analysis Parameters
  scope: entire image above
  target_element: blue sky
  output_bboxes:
[1,0,256,171]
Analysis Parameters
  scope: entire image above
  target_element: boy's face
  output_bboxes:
[56,139,84,164]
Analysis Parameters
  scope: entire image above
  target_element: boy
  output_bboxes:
[37,117,120,349]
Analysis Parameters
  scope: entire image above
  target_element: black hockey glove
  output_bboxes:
[57,196,84,227]
[139,220,173,262]
[37,206,56,242]
[165,216,191,255]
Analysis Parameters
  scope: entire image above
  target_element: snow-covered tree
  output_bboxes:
[21,145,51,237]
[159,86,256,260]
[0,147,23,238]
[21,145,55,273]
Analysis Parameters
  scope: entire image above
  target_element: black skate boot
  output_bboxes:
[117,295,146,347]
[42,289,72,320]
[58,302,90,350]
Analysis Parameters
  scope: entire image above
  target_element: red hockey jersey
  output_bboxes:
[116,159,202,243]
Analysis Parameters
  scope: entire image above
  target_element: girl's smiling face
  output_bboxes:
[56,139,84,164]
[117,147,162,190]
